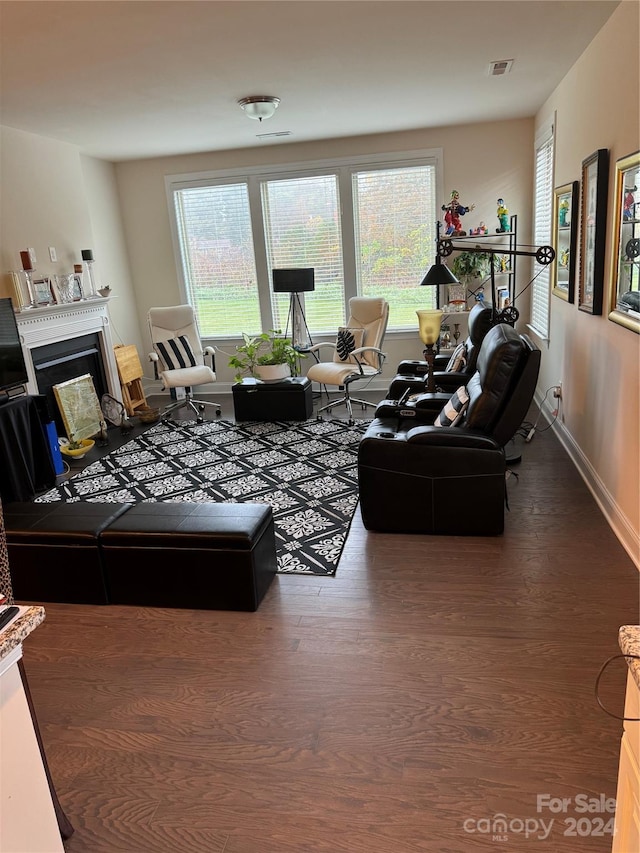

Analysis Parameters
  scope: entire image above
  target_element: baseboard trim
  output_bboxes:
[535,393,640,570]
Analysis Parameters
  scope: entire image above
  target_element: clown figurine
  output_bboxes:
[496,198,510,233]
[623,185,637,221]
[442,190,475,236]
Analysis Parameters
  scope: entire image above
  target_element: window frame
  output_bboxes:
[165,148,443,339]
[529,118,555,341]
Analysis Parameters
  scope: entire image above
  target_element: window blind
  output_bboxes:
[174,183,260,337]
[261,174,345,334]
[353,165,438,326]
[531,129,554,338]
[169,150,441,338]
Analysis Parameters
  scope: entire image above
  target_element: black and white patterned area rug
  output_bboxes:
[36,419,369,576]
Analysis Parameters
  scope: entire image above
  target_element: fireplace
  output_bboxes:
[15,300,123,433]
[31,333,108,434]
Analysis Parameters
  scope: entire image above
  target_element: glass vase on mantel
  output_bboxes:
[81,249,98,297]
[18,250,38,309]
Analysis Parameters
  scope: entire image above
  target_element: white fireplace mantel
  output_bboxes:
[15,299,122,403]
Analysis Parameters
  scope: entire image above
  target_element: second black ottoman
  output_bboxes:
[100,502,277,612]
[4,501,132,604]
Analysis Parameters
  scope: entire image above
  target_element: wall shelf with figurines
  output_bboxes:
[437,187,518,314]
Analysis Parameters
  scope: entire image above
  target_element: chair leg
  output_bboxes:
[161,394,222,424]
[315,391,357,425]
[349,395,377,412]
[190,398,222,417]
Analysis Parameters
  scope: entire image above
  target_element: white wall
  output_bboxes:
[0,127,143,358]
[535,0,639,564]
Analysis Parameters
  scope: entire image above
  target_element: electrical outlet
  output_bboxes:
[48,246,57,262]
[553,383,562,399]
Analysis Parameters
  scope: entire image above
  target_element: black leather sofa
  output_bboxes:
[358,324,541,535]
[388,303,494,399]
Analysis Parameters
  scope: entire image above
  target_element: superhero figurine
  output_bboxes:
[559,197,570,227]
[442,190,475,236]
[496,198,510,233]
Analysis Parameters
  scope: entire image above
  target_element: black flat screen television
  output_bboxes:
[0,297,29,393]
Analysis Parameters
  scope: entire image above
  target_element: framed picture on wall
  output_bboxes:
[578,148,609,314]
[608,149,640,333]
[552,181,579,303]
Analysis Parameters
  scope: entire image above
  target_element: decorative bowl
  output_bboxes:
[60,438,95,459]
[98,287,112,297]
[136,406,161,424]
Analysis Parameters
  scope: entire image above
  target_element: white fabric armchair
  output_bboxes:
[148,304,221,424]
[306,297,389,424]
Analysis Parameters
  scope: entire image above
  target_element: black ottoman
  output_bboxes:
[100,502,277,612]
[232,377,313,421]
[4,501,132,604]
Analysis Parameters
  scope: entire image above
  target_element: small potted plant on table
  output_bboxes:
[229,330,302,382]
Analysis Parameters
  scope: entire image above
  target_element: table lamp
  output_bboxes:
[416,309,443,392]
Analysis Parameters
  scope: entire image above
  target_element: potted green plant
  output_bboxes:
[229,330,302,382]
[450,251,492,282]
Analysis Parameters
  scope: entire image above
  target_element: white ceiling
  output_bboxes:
[0,0,620,162]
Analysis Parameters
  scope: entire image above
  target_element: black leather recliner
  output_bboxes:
[388,302,494,399]
[358,324,541,536]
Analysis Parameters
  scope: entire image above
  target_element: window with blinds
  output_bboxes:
[531,128,555,338]
[169,152,440,338]
[261,174,345,334]
[173,183,260,337]
[353,165,438,326]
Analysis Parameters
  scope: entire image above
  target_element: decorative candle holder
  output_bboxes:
[22,270,38,309]
[19,250,38,308]
[81,250,98,297]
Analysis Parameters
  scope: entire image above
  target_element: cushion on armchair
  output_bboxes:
[434,386,469,427]
[156,335,197,370]
[445,342,467,372]
[335,327,365,363]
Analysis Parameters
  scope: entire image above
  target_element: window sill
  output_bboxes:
[526,323,549,345]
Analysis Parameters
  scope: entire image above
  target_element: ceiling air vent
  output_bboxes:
[256,131,293,139]
[488,59,514,76]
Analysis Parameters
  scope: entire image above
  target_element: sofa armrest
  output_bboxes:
[433,371,469,393]
[406,425,502,451]
[375,392,449,421]
[396,359,429,377]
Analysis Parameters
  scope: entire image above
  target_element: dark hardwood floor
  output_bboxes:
[17,392,640,852]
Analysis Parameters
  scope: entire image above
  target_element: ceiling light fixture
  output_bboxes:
[237,96,281,122]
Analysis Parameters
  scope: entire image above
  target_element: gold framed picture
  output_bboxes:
[53,373,104,442]
[608,149,640,333]
[552,181,579,303]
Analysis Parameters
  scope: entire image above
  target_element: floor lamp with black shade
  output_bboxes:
[272,268,315,351]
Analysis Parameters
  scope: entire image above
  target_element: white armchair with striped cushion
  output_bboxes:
[306,297,389,424]
[148,304,221,424]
